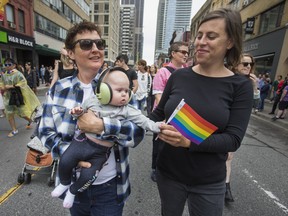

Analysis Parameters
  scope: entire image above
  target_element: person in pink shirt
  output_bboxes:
[150,41,188,182]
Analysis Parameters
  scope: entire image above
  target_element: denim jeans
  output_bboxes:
[69,177,124,216]
[136,96,146,111]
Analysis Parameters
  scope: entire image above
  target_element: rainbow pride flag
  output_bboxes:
[167,99,218,145]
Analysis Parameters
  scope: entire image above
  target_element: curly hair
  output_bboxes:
[65,20,102,50]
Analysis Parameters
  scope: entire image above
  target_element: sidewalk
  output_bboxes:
[250,99,288,130]
[36,83,50,95]
[35,83,288,130]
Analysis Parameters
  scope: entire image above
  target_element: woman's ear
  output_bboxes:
[227,39,234,50]
[67,49,75,61]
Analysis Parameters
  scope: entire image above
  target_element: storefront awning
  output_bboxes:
[35,44,60,57]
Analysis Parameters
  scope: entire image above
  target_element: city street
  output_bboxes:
[0,88,288,216]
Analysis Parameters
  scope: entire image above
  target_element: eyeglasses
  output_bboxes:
[72,39,106,51]
[241,62,254,67]
[4,63,13,67]
[175,50,189,55]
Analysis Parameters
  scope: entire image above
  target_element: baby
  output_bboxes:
[51,67,162,208]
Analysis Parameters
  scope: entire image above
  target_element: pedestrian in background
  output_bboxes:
[40,65,45,84]
[257,77,271,112]
[270,75,282,103]
[225,53,259,203]
[0,70,6,118]
[150,41,188,182]
[44,66,51,86]
[272,77,288,120]
[50,47,75,87]
[0,58,41,137]
[17,64,25,74]
[149,8,253,216]
[146,65,157,116]
[24,62,37,94]
[135,59,151,111]
[269,75,285,115]
[39,20,144,216]
[115,54,138,95]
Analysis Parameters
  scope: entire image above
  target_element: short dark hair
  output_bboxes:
[116,54,129,65]
[65,20,102,50]
[137,59,147,67]
[199,8,242,68]
[168,41,189,59]
[4,58,16,65]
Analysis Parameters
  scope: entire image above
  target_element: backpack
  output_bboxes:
[165,66,176,74]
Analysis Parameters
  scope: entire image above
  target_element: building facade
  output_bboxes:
[121,0,144,64]
[0,0,35,67]
[34,0,90,68]
[119,4,136,65]
[190,0,288,81]
[90,0,120,66]
[154,0,192,65]
[0,0,90,69]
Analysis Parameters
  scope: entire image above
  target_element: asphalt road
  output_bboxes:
[0,90,287,216]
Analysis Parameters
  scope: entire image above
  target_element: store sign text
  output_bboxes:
[8,35,34,47]
[243,43,259,52]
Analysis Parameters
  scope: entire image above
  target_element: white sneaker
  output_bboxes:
[8,130,19,137]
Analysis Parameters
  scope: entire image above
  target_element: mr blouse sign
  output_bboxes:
[7,35,34,47]
[245,17,255,34]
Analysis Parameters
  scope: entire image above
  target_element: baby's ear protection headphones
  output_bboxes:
[96,67,132,105]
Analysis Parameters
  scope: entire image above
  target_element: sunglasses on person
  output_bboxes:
[4,63,13,67]
[241,62,254,67]
[175,50,189,55]
[72,39,106,51]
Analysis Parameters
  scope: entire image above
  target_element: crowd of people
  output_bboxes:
[1,7,288,216]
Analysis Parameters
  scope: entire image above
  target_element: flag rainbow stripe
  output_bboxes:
[169,101,218,145]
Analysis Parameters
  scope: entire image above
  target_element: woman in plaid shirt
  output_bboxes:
[39,21,144,216]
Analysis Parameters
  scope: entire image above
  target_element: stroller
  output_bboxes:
[17,106,58,186]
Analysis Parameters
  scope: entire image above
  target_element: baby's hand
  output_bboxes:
[70,106,83,115]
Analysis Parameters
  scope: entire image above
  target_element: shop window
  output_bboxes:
[18,9,25,33]
[259,3,284,35]
[255,54,274,76]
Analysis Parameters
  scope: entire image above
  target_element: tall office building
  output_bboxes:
[121,0,144,64]
[119,5,136,65]
[155,0,192,63]
[90,0,120,65]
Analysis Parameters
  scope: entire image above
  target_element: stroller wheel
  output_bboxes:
[17,173,25,184]
[24,173,32,184]
[47,177,54,187]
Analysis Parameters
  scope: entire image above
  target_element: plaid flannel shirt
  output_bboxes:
[38,72,144,202]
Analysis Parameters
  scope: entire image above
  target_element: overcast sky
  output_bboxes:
[142,0,206,65]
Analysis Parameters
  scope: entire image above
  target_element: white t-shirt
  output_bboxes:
[135,71,151,100]
[79,81,117,185]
